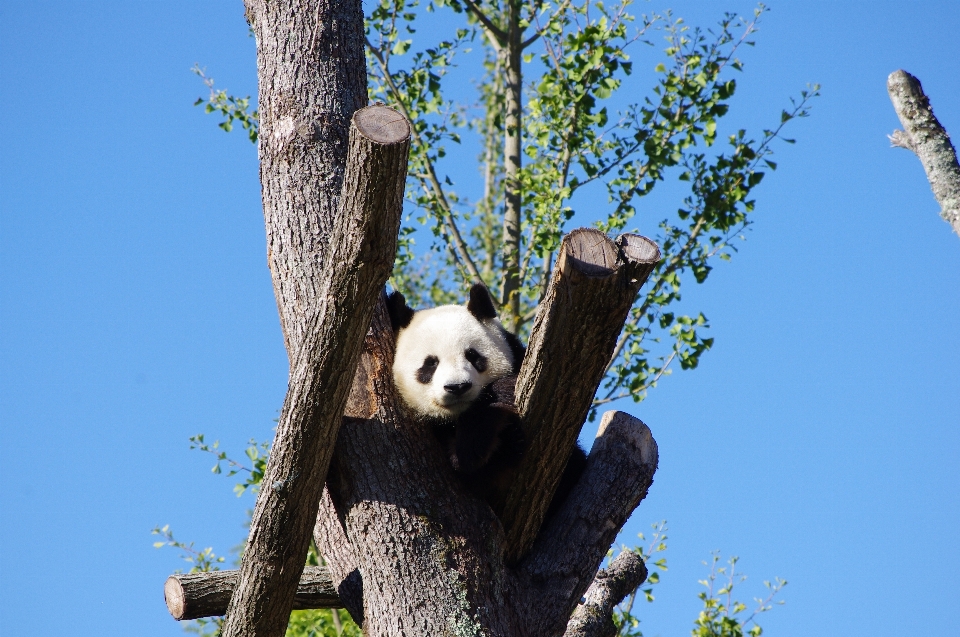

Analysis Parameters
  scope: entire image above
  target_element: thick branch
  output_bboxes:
[518,410,658,635]
[245,0,368,357]
[887,69,960,238]
[564,551,648,637]
[165,567,341,621]
[501,229,660,564]
[221,106,409,637]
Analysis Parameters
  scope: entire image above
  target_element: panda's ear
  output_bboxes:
[387,290,415,332]
[467,283,497,321]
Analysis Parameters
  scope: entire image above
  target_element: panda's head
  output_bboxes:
[388,284,517,420]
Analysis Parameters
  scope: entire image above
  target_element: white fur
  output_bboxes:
[393,304,514,420]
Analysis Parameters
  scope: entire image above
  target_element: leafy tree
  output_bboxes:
[197,1,817,409]
[162,0,813,634]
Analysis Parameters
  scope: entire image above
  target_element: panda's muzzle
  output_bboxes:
[443,382,473,397]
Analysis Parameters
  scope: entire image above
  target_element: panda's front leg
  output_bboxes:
[453,403,515,474]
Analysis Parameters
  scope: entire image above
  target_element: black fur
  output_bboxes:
[467,283,498,321]
[547,442,588,520]
[501,330,526,373]
[415,355,439,384]
[432,375,525,513]
[464,347,488,372]
[435,374,585,520]
[386,290,415,332]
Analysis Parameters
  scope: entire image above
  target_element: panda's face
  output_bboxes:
[393,305,514,420]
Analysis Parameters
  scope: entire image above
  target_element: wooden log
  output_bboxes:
[165,566,342,621]
[520,410,658,635]
[501,228,660,565]
[220,104,410,637]
[887,70,960,238]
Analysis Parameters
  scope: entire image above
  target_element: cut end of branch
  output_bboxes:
[596,410,658,469]
[164,576,186,620]
[353,104,411,144]
[561,228,621,276]
[887,69,922,95]
[617,234,661,265]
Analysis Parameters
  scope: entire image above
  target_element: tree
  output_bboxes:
[162,1,813,635]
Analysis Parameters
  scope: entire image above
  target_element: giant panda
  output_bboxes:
[387,283,586,518]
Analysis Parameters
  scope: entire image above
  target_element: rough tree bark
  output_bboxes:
[218,2,408,635]
[221,104,409,635]
[502,229,660,564]
[165,567,340,621]
[173,2,662,635]
[887,69,960,239]
[563,550,648,637]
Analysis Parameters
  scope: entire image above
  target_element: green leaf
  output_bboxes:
[392,39,413,55]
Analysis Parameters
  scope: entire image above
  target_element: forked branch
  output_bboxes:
[501,228,660,564]
[518,410,658,634]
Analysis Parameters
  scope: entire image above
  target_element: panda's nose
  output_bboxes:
[443,382,473,396]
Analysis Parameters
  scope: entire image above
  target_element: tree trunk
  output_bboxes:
[220,3,407,635]
[500,0,524,331]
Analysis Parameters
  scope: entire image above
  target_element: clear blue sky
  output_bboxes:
[1,2,957,635]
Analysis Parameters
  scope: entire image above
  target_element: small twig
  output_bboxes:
[521,0,575,49]
[462,0,507,46]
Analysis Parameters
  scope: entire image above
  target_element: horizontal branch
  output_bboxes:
[501,229,660,564]
[221,104,410,637]
[887,69,960,238]
[165,567,341,621]
[520,410,658,634]
[564,550,648,637]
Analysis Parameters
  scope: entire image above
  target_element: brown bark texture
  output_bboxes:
[887,69,960,238]
[221,102,408,636]
[502,229,660,564]
[217,3,408,634]
[165,566,341,621]
[563,551,648,637]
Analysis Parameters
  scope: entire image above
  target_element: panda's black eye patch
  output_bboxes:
[416,355,439,384]
[465,348,488,373]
